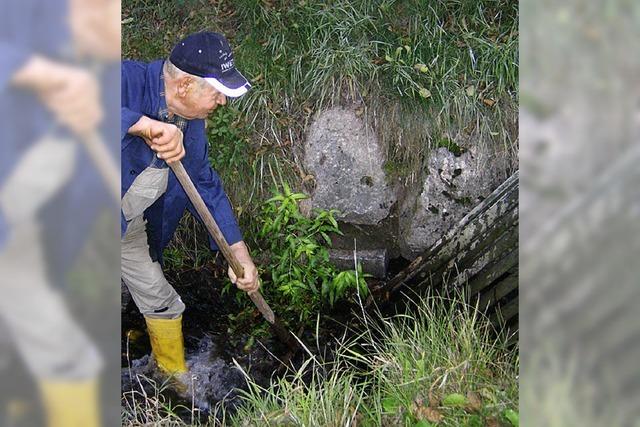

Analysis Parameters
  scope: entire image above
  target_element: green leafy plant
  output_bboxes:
[327,264,369,307]
[254,183,368,325]
[162,215,212,271]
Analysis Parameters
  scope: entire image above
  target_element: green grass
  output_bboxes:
[231,0,519,186]
[229,293,518,426]
[121,292,518,426]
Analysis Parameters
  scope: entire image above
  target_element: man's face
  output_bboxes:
[179,79,227,119]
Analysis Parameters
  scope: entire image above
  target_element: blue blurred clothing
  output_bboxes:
[0,0,70,247]
[0,0,118,281]
[121,60,242,261]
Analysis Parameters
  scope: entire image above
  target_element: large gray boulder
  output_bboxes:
[398,146,506,259]
[304,108,396,225]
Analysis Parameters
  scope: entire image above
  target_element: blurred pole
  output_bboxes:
[82,132,120,204]
[520,0,640,425]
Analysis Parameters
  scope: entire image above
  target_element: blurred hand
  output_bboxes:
[128,116,185,163]
[39,67,103,135]
[12,56,103,135]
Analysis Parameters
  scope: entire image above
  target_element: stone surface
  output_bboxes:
[398,146,506,259]
[304,108,396,225]
[329,248,389,278]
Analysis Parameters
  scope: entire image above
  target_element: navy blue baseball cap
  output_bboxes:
[169,32,251,97]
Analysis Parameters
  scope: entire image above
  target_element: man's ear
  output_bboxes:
[176,76,194,98]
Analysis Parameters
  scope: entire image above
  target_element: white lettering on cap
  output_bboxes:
[221,60,234,71]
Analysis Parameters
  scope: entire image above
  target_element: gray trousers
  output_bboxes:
[0,137,102,380]
[121,166,185,319]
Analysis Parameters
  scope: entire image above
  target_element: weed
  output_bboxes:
[225,183,369,327]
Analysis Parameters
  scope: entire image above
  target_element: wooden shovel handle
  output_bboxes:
[168,161,275,324]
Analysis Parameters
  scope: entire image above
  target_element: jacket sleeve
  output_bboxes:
[0,42,30,94]
[120,62,144,145]
[121,107,143,144]
[186,133,243,250]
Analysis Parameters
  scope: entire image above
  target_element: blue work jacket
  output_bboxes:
[121,60,243,260]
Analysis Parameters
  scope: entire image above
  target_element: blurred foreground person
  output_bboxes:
[0,0,119,425]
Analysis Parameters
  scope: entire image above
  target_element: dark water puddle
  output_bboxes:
[121,267,288,420]
[122,335,276,418]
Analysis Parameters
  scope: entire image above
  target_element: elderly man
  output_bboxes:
[121,32,260,375]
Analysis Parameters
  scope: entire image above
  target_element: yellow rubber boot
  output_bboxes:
[144,315,188,374]
[39,379,100,427]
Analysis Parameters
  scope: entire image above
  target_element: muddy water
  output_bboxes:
[121,267,287,419]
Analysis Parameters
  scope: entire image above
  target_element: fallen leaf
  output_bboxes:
[414,63,429,73]
[486,417,500,427]
[465,392,482,412]
[465,85,476,96]
[482,98,496,107]
[504,409,519,426]
[382,396,401,413]
[421,407,443,423]
[442,393,467,407]
[583,26,601,41]
[419,88,432,99]
[428,389,440,407]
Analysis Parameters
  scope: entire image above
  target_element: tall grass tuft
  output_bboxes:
[229,292,518,426]
[229,0,519,187]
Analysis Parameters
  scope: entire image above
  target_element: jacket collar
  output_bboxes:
[142,60,165,120]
